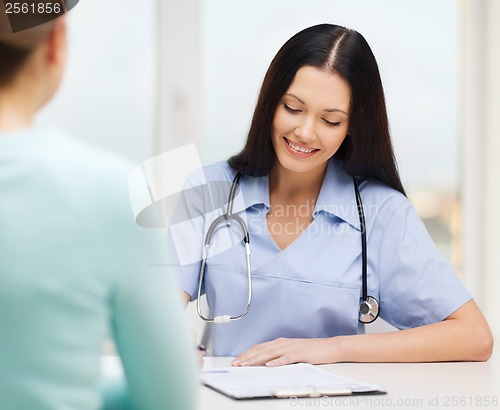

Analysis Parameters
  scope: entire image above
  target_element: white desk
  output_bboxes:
[101,354,499,410]
[198,356,499,410]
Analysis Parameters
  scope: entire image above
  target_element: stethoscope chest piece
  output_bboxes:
[358,296,380,324]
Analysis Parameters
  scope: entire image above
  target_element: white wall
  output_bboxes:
[157,0,201,152]
[36,0,157,163]
[461,0,500,341]
[483,0,500,343]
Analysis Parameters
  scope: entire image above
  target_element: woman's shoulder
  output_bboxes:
[358,178,410,214]
[203,160,235,177]
[183,160,236,187]
[328,158,408,213]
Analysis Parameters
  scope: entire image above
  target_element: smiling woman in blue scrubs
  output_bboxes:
[170,24,493,366]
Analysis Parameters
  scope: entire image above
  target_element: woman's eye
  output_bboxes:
[323,119,341,127]
[283,103,301,113]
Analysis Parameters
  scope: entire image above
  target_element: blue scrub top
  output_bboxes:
[168,158,471,357]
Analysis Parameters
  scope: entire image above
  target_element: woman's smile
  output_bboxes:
[283,137,320,158]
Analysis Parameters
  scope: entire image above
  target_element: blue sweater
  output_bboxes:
[0,127,197,410]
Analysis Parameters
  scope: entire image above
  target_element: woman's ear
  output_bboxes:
[45,17,67,66]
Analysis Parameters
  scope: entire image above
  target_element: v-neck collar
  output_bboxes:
[231,158,361,231]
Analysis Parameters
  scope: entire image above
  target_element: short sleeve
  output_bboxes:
[166,167,207,301]
[166,163,236,301]
[375,199,472,329]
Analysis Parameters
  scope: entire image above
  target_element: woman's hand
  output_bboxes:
[191,330,205,369]
[231,337,338,367]
[197,344,206,369]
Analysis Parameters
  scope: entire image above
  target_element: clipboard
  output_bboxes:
[199,363,386,400]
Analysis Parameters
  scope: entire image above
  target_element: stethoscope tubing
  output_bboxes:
[197,175,252,324]
[197,172,380,324]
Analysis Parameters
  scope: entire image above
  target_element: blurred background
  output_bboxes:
[36,0,500,343]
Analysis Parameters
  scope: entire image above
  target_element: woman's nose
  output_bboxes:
[294,117,316,142]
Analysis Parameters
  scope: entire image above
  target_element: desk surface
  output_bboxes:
[198,356,499,410]
[101,354,499,410]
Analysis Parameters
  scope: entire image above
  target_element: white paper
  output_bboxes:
[199,363,381,399]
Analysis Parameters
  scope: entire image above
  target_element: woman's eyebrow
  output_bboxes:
[284,93,348,115]
[324,107,349,115]
[284,93,305,104]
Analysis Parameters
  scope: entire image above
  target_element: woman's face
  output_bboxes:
[271,66,351,175]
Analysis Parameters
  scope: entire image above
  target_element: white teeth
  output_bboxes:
[286,139,316,154]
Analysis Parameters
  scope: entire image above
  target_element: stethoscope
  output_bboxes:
[197,172,380,324]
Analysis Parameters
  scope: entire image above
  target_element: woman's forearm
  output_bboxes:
[233,300,493,367]
[333,300,493,363]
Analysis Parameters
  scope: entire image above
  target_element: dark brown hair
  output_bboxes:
[0,7,57,87]
[0,44,32,87]
[228,23,405,196]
